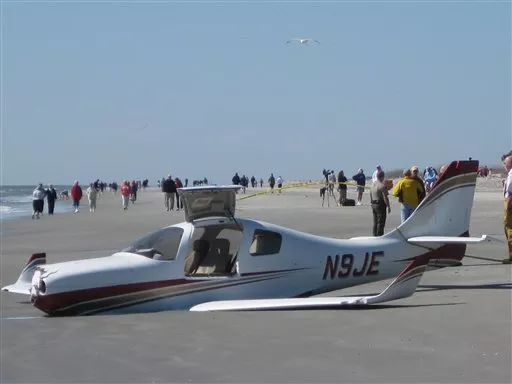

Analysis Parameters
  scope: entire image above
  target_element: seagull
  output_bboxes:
[286,38,320,44]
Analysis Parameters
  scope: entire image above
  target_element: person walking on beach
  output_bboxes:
[162,175,176,211]
[32,183,46,219]
[268,173,275,193]
[120,181,131,210]
[70,181,83,213]
[46,184,57,215]
[86,183,97,212]
[276,176,284,194]
[130,180,138,204]
[175,177,184,210]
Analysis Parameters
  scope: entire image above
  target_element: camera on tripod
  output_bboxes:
[322,169,333,183]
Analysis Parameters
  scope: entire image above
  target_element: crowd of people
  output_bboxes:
[231,173,283,194]
[31,179,150,217]
[318,165,432,237]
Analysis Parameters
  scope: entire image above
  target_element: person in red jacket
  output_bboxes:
[70,181,83,213]
[120,180,131,210]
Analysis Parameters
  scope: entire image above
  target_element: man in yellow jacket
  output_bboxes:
[392,169,425,223]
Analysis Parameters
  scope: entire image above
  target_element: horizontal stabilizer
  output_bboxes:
[407,235,490,245]
[1,283,31,295]
[191,252,432,312]
[1,253,46,296]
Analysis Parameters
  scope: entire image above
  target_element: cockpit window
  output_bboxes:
[122,227,184,261]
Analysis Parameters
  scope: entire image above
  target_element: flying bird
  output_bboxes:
[286,38,320,45]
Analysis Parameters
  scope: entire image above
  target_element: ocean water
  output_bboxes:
[0,185,75,220]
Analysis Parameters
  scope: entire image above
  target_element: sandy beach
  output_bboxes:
[1,178,511,382]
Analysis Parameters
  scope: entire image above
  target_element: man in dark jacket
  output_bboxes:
[337,170,348,205]
[46,184,58,215]
[352,168,366,206]
[162,175,177,211]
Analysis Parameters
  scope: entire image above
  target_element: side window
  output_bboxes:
[152,228,184,261]
[124,227,183,261]
[249,230,282,256]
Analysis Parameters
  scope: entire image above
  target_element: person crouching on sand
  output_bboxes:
[70,181,83,213]
[121,180,131,210]
[86,183,97,212]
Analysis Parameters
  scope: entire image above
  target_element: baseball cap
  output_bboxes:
[411,166,419,171]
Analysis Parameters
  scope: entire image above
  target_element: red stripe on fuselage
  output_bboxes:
[34,278,202,314]
[33,268,301,314]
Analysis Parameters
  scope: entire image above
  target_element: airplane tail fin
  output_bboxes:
[1,253,46,295]
[389,160,481,266]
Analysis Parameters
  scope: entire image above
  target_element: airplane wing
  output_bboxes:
[190,252,431,312]
[407,235,490,245]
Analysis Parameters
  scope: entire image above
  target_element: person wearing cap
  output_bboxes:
[502,155,512,264]
[370,170,390,236]
[352,168,366,206]
[392,169,424,223]
[410,165,426,201]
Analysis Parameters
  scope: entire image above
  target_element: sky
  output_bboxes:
[1,0,511,185]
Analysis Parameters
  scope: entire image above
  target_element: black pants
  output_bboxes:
[32,199,44,213]
[371,203,387,236]
[175,192,183,209]
[48,199,55,214]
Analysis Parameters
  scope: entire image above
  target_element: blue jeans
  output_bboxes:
[401,203,415,223]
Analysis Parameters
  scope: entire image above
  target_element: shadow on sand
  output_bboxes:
[418,282,512,292]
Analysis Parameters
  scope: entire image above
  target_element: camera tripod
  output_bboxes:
[321,182,340,207]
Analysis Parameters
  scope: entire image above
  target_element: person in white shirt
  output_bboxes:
[328,171,336,196]
[32,184,46,219]
[372,165,383,183]
[276,176,283,194]
[86,183,98,212]
[503,155,512,264]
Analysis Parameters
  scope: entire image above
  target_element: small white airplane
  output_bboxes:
[2,160,491,316]
[286,38,320,44]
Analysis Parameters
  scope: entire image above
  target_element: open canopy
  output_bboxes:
[177,186,241,222]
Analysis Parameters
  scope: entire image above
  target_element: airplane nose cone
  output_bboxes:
[30,270,46,304]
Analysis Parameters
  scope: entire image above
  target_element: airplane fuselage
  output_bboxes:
[27,218,416,316]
